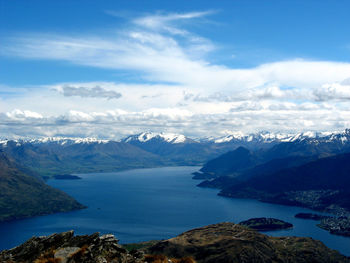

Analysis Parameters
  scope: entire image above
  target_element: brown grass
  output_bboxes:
[144,254,169,263]
[33,248,61,263]
[172,257,196,263]
[69,244,89,260]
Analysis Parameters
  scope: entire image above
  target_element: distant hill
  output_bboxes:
[220,152,350,214]
[1,140,165,176]
[2,128,350,178]
[198,147,260,178]
[195,130,350,184]
[0,152,84,222]
[198,155,316,188]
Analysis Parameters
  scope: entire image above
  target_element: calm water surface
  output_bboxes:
[1,166,349,255]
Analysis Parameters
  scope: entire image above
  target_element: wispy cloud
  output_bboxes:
[2,11,350,138]
[132,11,214,35]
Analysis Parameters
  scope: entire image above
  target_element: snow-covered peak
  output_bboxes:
[0,139,10,146]
[211,131,325,144]
[30,137,110,145]
[0,137,110,147]
[124,132,188,144]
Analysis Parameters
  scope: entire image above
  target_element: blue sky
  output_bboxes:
[1,0,350,138]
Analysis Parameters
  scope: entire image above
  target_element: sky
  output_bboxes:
[1,0,350,139]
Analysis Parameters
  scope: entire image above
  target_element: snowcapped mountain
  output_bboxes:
[0,137,110,147]
[1,130,349,149]
[1,129,350,177]
[205,131,343,144]
[29,137,110,145]
[122,132,193,144]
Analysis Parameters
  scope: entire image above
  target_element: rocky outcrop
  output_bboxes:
[0,231,140,263]
[0,231,195,263]
[1,223,349,263]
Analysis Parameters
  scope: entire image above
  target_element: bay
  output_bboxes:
[0,166,349,255]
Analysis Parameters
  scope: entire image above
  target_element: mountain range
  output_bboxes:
[195,130,350,217]
[2,129,350,223]
[2,129,350,177]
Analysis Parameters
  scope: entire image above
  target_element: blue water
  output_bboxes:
[1,166,349,255]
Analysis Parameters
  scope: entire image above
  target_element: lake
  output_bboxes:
[1,166,350,255]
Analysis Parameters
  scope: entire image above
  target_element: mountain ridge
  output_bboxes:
[2,129,350,146]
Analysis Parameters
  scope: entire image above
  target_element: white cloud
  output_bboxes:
[2,11,350,138]
[5,109,43,120]
[313,81,350,101]
[1,103,350,139]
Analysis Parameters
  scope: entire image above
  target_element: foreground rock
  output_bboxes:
[0,231,194,263]
[239,217,293,231]
[1,223,349,263]
[0,231,140,263]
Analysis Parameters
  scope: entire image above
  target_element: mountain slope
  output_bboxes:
[220,152,350,213]
[1,140,165,176]
[197,147,260,178]
[0,152,85,221]
[195,129,350,183]
[198,155,316,188]
[122,132,226,164]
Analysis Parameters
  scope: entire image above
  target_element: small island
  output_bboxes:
[239,217,293,231]
[53,174,82,180]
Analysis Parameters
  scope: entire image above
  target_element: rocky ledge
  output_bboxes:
[1,223,349,263]
[238,217,293,231]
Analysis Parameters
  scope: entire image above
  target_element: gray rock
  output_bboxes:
[54,247,80,263]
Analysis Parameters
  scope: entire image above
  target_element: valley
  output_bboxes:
[2,130,350,259]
